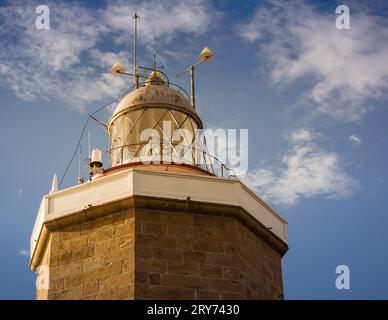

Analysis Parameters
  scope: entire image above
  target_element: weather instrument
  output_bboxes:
[176,47,214,110]
[110,14,214,110]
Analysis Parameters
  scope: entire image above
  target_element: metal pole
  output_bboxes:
[78,146,82,184]
[190,65,195,109]
[88,130,91,159]
[88,131,92,181]
[133,14,139,89]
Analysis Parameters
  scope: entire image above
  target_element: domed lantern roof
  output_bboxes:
[108,71,202,130]
[107,70,204,168]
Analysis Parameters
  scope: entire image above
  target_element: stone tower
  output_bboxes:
[30,52,288,301]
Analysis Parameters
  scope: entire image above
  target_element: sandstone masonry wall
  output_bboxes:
[40,207,284,300]
[46,209,135,300]
[134,209,284,300]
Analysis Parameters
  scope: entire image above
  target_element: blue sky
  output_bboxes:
[1,0,388,299]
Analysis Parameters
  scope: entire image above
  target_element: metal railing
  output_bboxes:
[105,141,237,179]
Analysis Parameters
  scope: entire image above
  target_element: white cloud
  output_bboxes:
[290,129,313,143]
[0,2,120,107]
[18,189,23,195]
[18,249,29,257]
[0,0,217,110]
[104,0,216,45]
[239,0,388,122]
[349,134,362,145]
[243,129,357,206]
[89,49,129,69]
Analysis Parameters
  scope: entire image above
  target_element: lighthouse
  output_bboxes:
[29,18,288,300]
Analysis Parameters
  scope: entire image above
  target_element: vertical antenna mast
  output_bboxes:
[133,13,140,89]
[88,131,92,181]
[78,146,83,184]
[189,66,195,109]
[176,47,214,111]
[152,53,156,70]
[88,131,91,160]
